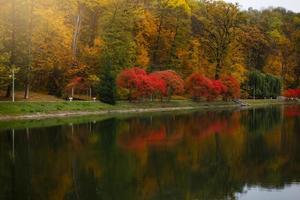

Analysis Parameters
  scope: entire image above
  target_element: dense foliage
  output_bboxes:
[247,71,282,99]
[0,0,299,100]
[150,70,185,100]
[185,73,239,101]
[221,76,241,100]
[117,68,183,101]
[97,67,116,105]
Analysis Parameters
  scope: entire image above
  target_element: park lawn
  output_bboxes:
[0,100,238,116]
[0,98,294,117]
[0,101,113,115]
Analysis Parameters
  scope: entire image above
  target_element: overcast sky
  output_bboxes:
[224,0,300,12]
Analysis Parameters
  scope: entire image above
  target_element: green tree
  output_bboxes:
[97,65,116,105]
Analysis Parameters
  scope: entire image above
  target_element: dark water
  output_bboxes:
[0,105,300,200]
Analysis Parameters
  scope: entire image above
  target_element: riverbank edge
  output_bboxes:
[0,99,297,121]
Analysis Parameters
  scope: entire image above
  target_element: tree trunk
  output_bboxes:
[7,0,16,99]
[6,85,12,98]
[8,0,16,99]
[215,62,221,80]
[88,10,99,47]
[152,12,165,71]
[72,4,82,59]
[24,0,34,99]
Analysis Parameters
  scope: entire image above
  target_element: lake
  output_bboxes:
[0,105,300,200]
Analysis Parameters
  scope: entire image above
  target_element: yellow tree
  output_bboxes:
[192,0,240,79]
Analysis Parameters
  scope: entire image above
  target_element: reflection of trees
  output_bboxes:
[241,106,282,134]
[0,106,300,200]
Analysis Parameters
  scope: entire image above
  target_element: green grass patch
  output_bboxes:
[0,99,292,118]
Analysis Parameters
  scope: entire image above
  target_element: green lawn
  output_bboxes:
[0,100,237,116]
[0,99,292,116]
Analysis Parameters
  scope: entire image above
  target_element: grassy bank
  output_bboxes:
[0,99,296,121]
[0,100,234,115]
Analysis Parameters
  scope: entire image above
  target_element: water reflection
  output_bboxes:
[0,105,299,200]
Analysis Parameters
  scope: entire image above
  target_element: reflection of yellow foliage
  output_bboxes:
[88,134,99,144]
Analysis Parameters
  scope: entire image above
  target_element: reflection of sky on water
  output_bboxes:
[237,184,300,200]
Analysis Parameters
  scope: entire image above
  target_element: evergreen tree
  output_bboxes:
[97,66,116,105]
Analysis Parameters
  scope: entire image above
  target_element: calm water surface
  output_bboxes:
[0,105,300,200]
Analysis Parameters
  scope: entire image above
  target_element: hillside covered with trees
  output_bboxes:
[0,0,300,101]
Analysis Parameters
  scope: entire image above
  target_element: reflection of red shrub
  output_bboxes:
[195,119,228,140]
[118,112,241,151]
[284,106,300,117]
[118,124,185,151]
[119,128,166,151]
[187,112,239,141]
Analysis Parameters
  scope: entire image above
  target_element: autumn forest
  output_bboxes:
[0,0,300,101]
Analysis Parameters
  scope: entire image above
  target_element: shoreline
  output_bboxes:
[0,99,297,121]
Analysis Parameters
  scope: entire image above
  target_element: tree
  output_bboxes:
[192,0,240,79]
[150,0,191,71]
[247,71,281,99]
[97,66,116,105]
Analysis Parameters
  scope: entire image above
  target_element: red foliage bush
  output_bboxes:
[150,70,184,99]
[65,76,89,94]
[117,68,241,102]
[221,76,240,100]
[283,88,300,98]
[116,67,148,100]
[185,73,214,101]
[186,73,240,101]
[117,67,167,100]
[148,74,167,97]
[208,80,228,101]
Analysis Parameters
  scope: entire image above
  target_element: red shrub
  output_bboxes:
[150,70,184,99]
[221,76,240,100]
[284,89,300,98]
[136,75,153,98]
[65,76,89,94]
[117,67,167,100]
[117,67,147,100]
[148,74,167,97]
[186,73,214,101]
[208,80,228,101]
